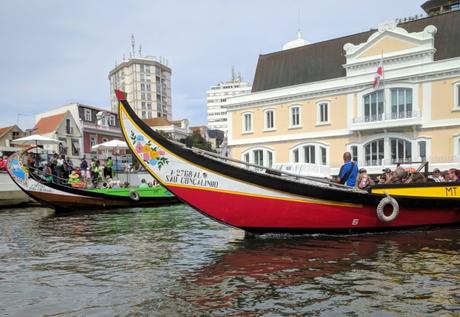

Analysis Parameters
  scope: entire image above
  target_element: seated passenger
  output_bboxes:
[355,168,375,190]
[447,168,460,182]
[337,152,358,187]
[138,178,149,188]
[427,168,445,182]
[68,170,80,184]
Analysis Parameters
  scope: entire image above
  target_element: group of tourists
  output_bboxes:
[24,153,116,189]
[336,152,460,190]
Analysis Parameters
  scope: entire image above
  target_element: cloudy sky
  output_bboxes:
[0,0,425,130]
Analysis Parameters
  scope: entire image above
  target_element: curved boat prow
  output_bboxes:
[116,90,460,234]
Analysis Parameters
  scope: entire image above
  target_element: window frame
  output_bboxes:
[454,82,460,111]
[289,105,301,128]
[242,112,253,134]
[316,101,330,125]
[241,147,275,168]
[263,109,276,131]
[84,109,92,121]
[290,143,329,166]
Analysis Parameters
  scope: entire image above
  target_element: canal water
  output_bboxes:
[0,205,459,316]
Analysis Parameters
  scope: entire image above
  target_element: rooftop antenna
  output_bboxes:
[231,65,236,82]
[138,44,142,57]
[131,34,135,57]
[297,8,302,39]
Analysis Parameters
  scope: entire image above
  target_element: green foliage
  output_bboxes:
[187,131,215,152]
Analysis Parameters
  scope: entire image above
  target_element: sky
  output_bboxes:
[0,0,425,130]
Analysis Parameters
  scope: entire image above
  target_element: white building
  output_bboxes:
[207,72,251,132]
[109,56,172,121]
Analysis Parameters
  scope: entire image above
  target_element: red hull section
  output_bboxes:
[171,186,460,231]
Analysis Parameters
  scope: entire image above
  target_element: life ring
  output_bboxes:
[129,190,140,201]
[376,195,399,223]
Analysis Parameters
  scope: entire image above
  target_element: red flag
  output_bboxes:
[373,59,383,89]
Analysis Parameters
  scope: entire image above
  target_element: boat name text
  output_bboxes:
[445,187,457,197]
[166,169,219,188]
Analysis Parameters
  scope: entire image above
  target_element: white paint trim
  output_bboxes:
[288,104,302,128]
[454,81,460,110]
[289,142,329,165]
[228,129,351,146]
[225,57,460,111]
[263,108,276,131]
[316,101,330,125]
[241,111,253,133]
[422,82,432,123]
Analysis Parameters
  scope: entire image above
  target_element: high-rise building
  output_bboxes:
[109,56,172,121]
[207,70,251,132]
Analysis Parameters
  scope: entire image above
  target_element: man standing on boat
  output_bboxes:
[337,152,358,187]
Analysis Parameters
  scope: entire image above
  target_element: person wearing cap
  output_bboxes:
[428,168,445,182]
[337,152,359,186]
[376,168,392,184]
[355,168,375,190]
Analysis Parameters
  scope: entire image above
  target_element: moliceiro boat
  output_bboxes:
[6,147,179,211]
[116,90,460,234]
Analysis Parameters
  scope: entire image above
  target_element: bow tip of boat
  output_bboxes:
[114,89,127,101]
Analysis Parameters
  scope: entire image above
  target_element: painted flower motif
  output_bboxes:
[150,150,159,160]
[130,130,169,170]
[135,142,143,154]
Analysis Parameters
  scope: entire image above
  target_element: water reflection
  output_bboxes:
[0,206,458,316]
[173,229,460,316]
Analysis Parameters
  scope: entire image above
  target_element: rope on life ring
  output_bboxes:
[376,194,399,223]
[129,190,140,201]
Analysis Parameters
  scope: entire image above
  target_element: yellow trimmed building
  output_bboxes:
[226,2,460,176]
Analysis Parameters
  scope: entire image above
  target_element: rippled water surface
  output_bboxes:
[0,205,459,316]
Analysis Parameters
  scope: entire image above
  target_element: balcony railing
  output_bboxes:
[352,111,422,124]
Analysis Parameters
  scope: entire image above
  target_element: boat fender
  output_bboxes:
[376,194,399,223]
[129,190,140,201]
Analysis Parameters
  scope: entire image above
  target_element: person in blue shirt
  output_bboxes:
[337,152,359,187]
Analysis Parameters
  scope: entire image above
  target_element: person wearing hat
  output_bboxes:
[355,168,375,190]
[428,168,445,182]
[68,170,81,185]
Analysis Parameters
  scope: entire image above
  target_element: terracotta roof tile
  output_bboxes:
[34,113,66,134]
[0,126,14,138]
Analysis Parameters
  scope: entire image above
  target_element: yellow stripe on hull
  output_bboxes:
[371,185,460,198]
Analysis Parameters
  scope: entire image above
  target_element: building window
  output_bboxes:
[363,90,384,122]
[264,109,275,130]
[304,145,316,164]
[290,106,300,127]
[293,149,299,163]
[391,88,413,119]
[455,83,460,109]
[364,139,384,166]
[242,148,274,168]
[84,109,92,121]
[317,102,329,124]
[418,140,426,162]
[291,143,328,165]
[66,119,71,134]
[90,136,96,148]
[390,138,412,164]
[109,115,116,126]
[350,145,358,162]
[242,112,253,133]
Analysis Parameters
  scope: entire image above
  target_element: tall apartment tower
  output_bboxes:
[109,56,172,120]
[207,70,251,132]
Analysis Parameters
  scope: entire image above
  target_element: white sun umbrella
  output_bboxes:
[11,134,59,155]
[91,139,128,178]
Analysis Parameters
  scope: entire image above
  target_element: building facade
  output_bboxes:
[207,74,251,132]
[0,125,25,154]
[143,117,190,141]
[36,104,123,159]
[109,56,172,121]
[226,8,460,177]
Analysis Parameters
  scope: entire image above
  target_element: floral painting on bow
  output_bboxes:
[129,131,169,170]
